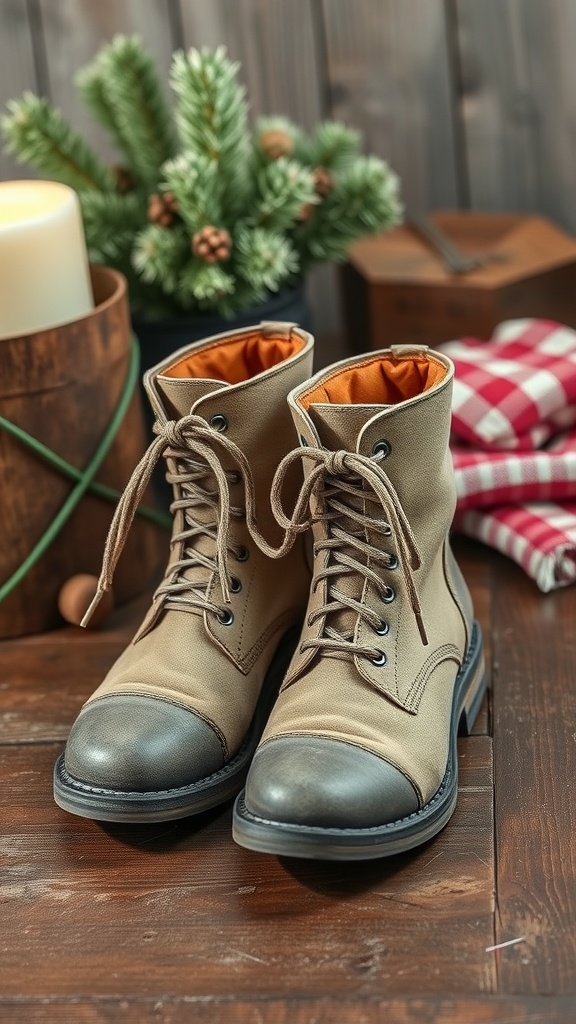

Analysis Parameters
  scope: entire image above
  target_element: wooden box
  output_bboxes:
[341,212,576,352]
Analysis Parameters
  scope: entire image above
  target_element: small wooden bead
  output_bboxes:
[57,574,114,629]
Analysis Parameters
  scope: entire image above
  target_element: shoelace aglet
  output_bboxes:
[415,609,428,646]
[80,588,107,629]
[410,549,421,571]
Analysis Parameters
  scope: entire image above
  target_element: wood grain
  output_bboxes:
[321,0,460,211]
[492,556,576,993]
[6,0,576,245]
[2,0,576,1011]
[0,736,494,1000]
[317,0,462,334]
[0,265,162,638]
[1,996,576,1024]
[178,0,323,130]
[455,0,576,234]
[0,642,130,743]
[0,539,529,1016]
[342,213,576,354]
[0,0,38,179]
[36,0,177,163]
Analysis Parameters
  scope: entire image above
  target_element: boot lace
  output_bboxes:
[269,447,428,663]
[82,414,279,627]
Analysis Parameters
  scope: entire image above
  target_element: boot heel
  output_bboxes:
[458,628,487,736]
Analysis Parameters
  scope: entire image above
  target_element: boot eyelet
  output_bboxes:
[230,576,242,594]
[372,650,387,666]
[229,471,241,485]
[373,620,389,636]
[387,554,399,570]
[217,609,234,626]
[381,585,396,604]
[210,413,228,432]
[236,546,250,562]
[372,439,391,459]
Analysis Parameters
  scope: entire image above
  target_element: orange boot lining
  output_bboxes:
[163,330,306,385]
[300,355,446,408]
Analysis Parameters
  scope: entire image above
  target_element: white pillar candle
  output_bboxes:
[0,179,94,340]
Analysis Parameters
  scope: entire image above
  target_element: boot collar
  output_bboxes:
[289,345,453,453]
[144,322,313,422]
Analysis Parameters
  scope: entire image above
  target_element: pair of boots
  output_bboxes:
[54,322,486,861]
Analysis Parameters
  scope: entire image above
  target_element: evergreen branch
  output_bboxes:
[305,120,361,171]
[234,227,299,298]
[80,190,145,258]
[294,156,402,269]
[86,235,134,279]
[75,62,132,167]
[250,158,317,233]
[1,92,113,192]
[90,36,175,184]
[177,259,236,311]
[3,43,403,319]
[171,46,250,220]
[162,151,222,232]
[132,223,190,293]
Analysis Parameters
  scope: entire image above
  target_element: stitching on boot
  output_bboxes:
[404,646,462,712]
[442,540,472,651]
[210,608,301,674]
[238,766,454,834]
[239,627,483,837]
[239,610,300,668]
[235,558,258,659]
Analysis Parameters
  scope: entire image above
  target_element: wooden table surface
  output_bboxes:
[1,536,575,1023]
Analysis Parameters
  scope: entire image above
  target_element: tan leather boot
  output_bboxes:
[233,344,486,859]
[54,322,314,822]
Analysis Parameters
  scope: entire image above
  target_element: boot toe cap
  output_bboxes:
[64,694,225,792]
[244,736,419,829]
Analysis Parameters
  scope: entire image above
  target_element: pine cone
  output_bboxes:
[313,165,334,198]
[147,191,179,227]
[296,201,315,223]
[259,128,294,160]
[192,225,232,264]
[112,165,134,194]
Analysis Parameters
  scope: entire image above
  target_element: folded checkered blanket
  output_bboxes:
[454,502,576,592]
[441,319,576,591]
[451,433,576,511]
[447,318,576,450]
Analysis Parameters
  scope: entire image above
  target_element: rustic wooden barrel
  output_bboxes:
[0,264,163,639]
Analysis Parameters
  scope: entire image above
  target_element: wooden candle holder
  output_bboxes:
[0,265,163,639]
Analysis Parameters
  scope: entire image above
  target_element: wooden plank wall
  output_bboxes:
[1,0,575,333]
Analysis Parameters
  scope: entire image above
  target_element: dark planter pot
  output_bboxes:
[132,283,312,376]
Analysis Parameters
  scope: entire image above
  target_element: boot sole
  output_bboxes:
[232,621,486,860]
[53,626,301,824]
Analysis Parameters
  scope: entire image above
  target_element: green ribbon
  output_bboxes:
[0,334,171,605]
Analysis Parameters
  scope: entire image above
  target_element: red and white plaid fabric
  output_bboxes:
[440,319,576,591]
[451,432,576,511]
[445,319,576,451]
[454,503,576,593]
